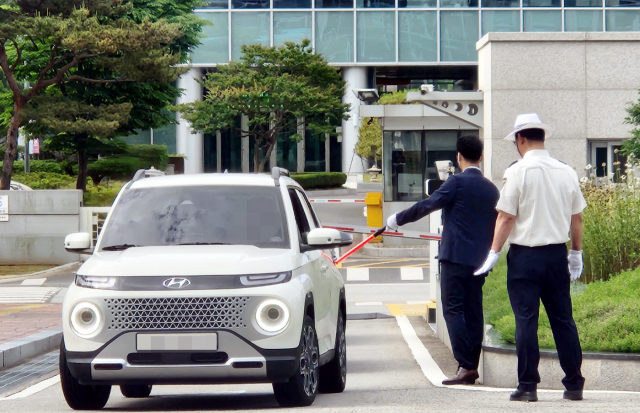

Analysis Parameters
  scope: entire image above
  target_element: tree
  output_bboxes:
[176,40,350,173]
[355,118,382,167]
[0,0,184,189]
[620,91,640,166]
[19,0,205,191]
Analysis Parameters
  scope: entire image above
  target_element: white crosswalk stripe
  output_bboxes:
[20,278,47,286]
[400,267,424,281]
[346,268,370,281]
[0,287,60,304]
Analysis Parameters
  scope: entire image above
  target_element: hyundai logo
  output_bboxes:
[162,278,191,289]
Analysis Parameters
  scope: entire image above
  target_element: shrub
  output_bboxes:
[580,173,640,283]
[126,144,168,170]
[9,172,76,189]
[87,157,140,185]
[291,172,347,190]
[83,182,125,207]
[8,160,67,175]
[484,256,640,352]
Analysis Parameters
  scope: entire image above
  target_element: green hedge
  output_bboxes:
[290,172,347,190]
[9,160,68,174]
[87,157,140,185]
[126,144,168,170]
[484,254,640,352]
[10,172,76,189]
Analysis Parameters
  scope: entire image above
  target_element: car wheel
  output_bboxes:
[120,384,152,398]
[272,315,319,407]
[318,310,347,393]
[59,339,111,410]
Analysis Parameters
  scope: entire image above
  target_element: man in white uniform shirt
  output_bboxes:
[475,114,587,402]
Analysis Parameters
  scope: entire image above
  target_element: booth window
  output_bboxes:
[383,130,477,202]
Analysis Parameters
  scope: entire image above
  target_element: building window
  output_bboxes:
[232,0,269,8]
[274,12,312,46]
[192,12,229,64]
[357,11,396,62]
[523,0,560,6]
[482,10,520,35]
[606,10,640,31]
[524,10,562,31]
[398,0,436,7]
[315,11,355,63]
[274,0,312,8]
[481,0,519,6]
[565,10,603,31]
[589,141,628,182]
[231,12,270,61]
[398,11,437,62]
[383,130,477,202]
[315,0,354,8]
[200,0,230,8]
[440,11,479,62]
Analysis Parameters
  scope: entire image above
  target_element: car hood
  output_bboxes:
[78,245,298,277]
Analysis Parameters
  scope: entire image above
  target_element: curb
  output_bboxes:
[0,327,62,369]
[0,262,79,284]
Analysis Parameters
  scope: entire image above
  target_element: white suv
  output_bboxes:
[60,168,352,410]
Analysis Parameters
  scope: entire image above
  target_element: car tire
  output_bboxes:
[59,339,111,410]
[272,315,319,407]
[318,310,347,394]
[120,384,152,398]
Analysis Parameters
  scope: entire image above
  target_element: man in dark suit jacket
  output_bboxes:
[386,135,499,385]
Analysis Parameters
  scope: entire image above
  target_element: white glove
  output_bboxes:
[474,250,500,276]
[386,213,398,231]
[568,250,583,281]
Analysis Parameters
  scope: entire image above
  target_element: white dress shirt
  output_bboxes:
[496,150,587,247]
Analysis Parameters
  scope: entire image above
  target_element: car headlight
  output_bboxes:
[70,302,104,337]
[239,272,291,287]
[255,299,290,334]
[75,275,117,289]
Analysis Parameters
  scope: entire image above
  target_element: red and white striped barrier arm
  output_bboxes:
[322,222,441,241]
[309,199,365,203]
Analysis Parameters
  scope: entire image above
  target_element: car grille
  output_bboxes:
[105,297,250,330]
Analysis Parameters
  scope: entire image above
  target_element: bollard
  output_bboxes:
[363,192,383,243]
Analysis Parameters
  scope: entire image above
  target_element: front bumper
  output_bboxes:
[66,330,301,385]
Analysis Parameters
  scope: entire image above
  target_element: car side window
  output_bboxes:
[288,188,311,243]
[295,190,320,229]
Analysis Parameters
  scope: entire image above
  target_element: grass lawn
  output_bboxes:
[483,253,640,353]
[0,265,55,277]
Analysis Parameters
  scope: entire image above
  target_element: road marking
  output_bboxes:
[395,315,449,386]
[20,278,46,286]
[395,316,640,395]
[407,301,431,305]
[346,268,369,281]
[0,375,60,400]
[0,287,60,304]
[401,267,424,281]
[0,304,46,317]
[387,304,429,316]
[354,302,384,306]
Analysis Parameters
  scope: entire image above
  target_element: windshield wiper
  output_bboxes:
[101,244,139,251]
[177,242,231,246]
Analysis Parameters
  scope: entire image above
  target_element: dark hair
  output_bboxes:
[457,135,483,162]
[516,128,545,142]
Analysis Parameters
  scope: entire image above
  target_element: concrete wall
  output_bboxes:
[478,32,640,184]
[0,190,82,265]
[483,347,640,391]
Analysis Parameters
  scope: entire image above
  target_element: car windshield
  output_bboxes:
[99,185,289,250]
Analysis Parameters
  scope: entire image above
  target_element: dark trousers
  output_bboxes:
[507,244,585,391]
[440,260,485,371]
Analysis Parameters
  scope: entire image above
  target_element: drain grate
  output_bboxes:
[0,350,58,397]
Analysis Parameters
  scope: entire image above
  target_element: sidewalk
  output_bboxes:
[0,303,62,369]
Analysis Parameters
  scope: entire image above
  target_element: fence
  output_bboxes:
[79,207,111,248]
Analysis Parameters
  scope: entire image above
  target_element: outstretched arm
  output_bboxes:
[395,178,457,227]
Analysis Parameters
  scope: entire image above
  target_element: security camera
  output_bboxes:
[420,84,434,95]
[435,160,453,181]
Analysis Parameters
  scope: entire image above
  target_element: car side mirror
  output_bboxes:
[64,232,93,254]
[302,228,353,252]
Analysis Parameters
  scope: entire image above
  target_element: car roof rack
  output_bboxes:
[127,168,167,189]
[271,167,290,187]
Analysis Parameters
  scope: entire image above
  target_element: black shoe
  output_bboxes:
[510,388,538,402]
[563,390,583,401]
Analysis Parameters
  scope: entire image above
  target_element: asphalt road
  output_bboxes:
[2,317,639,412]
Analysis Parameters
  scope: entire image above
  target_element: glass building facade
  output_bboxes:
[192,0,640,65]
